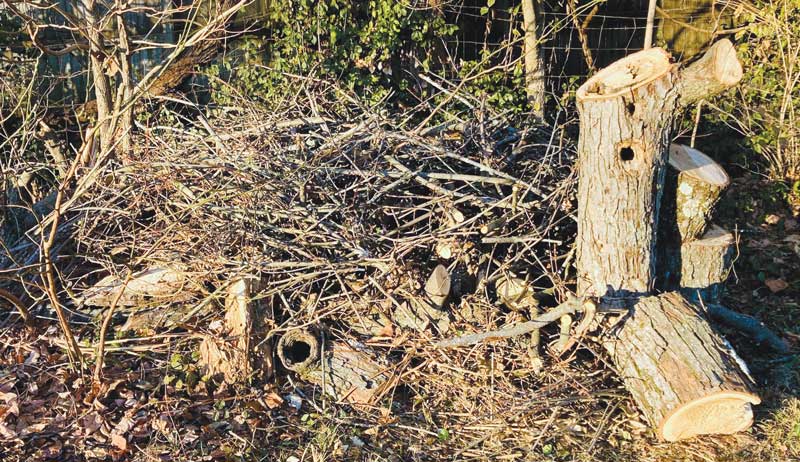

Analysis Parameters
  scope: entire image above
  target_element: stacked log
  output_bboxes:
[575,39,760,441]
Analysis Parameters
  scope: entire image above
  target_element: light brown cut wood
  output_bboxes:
[677,39,744,107]
[605,292,760,441]
[81,266,190,307]
[662,144,730,241]
[575,47,678,306]
[199,276,272,383]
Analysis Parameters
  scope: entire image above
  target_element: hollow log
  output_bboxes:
[662,144,730,242]
[277,329,394,405]
[661,224,735,304]
[605,292,760,441]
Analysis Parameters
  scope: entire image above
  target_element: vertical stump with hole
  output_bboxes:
[575,48,678,306]
[574,40,760,440]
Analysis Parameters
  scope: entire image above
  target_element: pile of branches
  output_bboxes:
[70,101,579,345]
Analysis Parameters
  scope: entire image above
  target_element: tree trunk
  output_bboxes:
[575,47,678,306]
[605,292,760,441]
[575,40,759,440]
[521,0,545,119]
[575,40,744,307]
[662,144,730,242]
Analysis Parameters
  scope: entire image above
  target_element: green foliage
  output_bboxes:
[709,1,800,180]
[206,1,532,117]
[207,0,456,108]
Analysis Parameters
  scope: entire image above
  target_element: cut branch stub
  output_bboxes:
[575,47,678,305]
[677,39,744,108]
[663,144,730,242]
[605,292,760,441]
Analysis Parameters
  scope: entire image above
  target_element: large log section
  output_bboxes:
[574,39,758,440]
[606,293,760,441]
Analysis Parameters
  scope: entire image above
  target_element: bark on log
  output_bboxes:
[661,224,735,304]
[575,41,742,307]
[277,329,395,405]
[575,47,678,306]
[605,292,760,441]
[662,144,730,242]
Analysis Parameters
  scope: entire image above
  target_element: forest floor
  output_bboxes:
[0,107,798,461]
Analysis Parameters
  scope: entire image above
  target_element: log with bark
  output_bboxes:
[277,328,395,405]
[604,292,760,441]
[661,224,735,303]
[662,144,730,242]
[575,40,743,307]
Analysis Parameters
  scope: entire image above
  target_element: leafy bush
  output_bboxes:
[205,0,532,118]
[711,0,800,181]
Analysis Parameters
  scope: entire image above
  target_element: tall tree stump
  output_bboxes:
[575,40,743,306]
[575,47,678,306]
[605,292,760,441]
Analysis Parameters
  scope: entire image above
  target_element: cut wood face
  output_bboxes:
[660,391,761,441]
[669,144,730,187]
[706,39,744,88]
[576,48,673,100]
[690,224,735,247]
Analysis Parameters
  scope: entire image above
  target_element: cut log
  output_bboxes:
[604,292,760,441]
[660,224,735,304]
[575,47,678,305]
[81,266,191,307]
[662,144,730,242]
[277,328,320,372]
[277,328,395,405]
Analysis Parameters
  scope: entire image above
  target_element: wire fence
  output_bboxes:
[3,0,738,103]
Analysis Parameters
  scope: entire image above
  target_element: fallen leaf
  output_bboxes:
[264,392,284,409]
[40,440,63,459]
[80,411,104,435]
[765,214,781,225]
[765,278,789,293]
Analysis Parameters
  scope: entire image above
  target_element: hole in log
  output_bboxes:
[283,340,311,366]
[626,102,636,115]
[620,147,635,161]
[277,329,319,371]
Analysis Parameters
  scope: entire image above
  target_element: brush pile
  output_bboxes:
[70,100,582,379]
[4,100,643,459]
